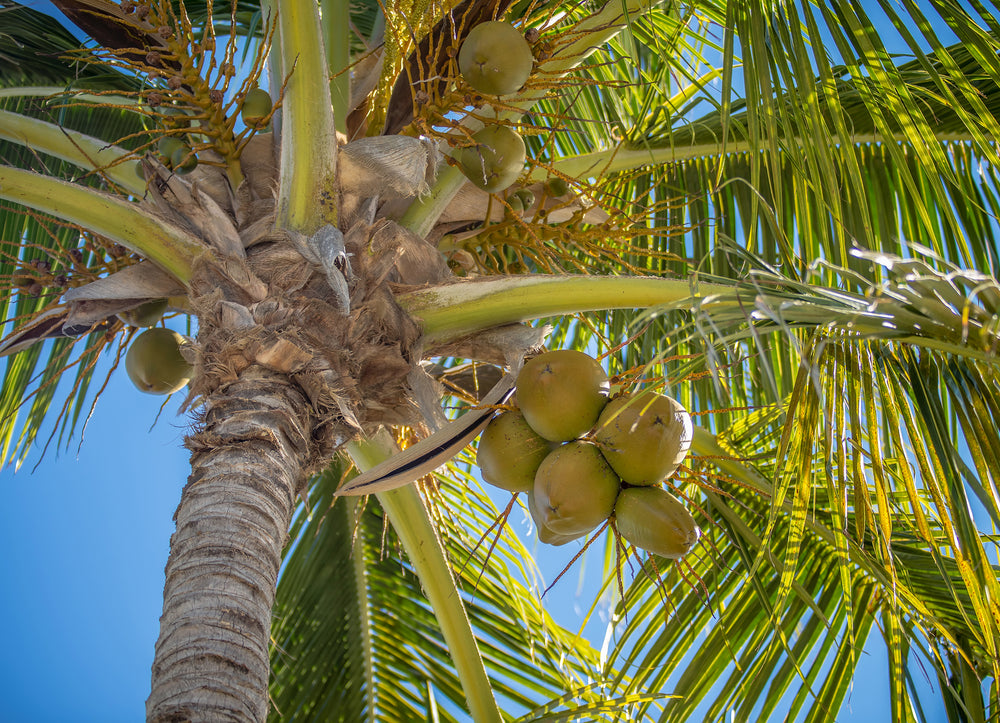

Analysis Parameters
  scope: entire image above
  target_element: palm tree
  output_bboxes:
[1,0,999,719]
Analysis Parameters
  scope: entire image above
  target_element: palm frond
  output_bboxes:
[0,198,137,467]
[0,1,137,89]
[528,2,1000,283]
[589,375,996,721]
[271,458,606,721]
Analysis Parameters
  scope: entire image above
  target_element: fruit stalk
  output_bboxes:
[400,0,660,235]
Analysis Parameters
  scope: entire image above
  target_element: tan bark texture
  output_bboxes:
[147,371,310,723]
[141,154,474,720]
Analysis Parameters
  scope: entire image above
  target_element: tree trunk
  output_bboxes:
[147,369,312,723]
[142,208,445,720]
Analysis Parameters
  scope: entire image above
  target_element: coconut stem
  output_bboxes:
[0,110,144,195]
[275,0,338,233]
[320,0,351,134]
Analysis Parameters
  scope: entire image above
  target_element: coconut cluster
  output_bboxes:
[455,22,533,194]
[477,349,700,560]
[149,86,274,176]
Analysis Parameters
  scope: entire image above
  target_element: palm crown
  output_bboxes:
[1,0,999,720]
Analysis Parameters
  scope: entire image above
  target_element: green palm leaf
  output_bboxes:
[271,458,605,721]
[595,375,995,720]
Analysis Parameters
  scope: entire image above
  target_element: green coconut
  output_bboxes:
[458,125,526,193]
[458,21,534,96]
[477,409,554,493]
[241,86,273,129]
[526,490,585,546]
[544,176,569,197]
[158,136,197,173]
[594,392,692,486]
[126,328,193,395]
[170,144,198,174]
[532,441,620,535]
[117,298,169,328]
[157,135,185,160]
[515,349,609,442]
[512,188,535,209]
[614,486,699,559]
[506,194,525,214]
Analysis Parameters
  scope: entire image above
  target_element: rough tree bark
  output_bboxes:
[147,370,312,722]
[142,204,446,720]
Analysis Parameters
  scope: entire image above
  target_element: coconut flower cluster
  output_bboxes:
[477,349,700,560]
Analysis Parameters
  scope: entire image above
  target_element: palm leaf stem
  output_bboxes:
[398,163,467,240]
[404,258,1000,364]
[0,87,138,104]
[399,274,733,342]
[349,497,377,723]
[398,0,663,237]
[349,435,504,723]
[260,0,284,137]
[535,131,984,182]
[274,0,338,233]
[0,166,204,283]
[320,0,350,134]
[0,109,144,195]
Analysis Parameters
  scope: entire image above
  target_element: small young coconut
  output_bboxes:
[512,188,535,209]
[458,124,526,193]
[477,409,554,493]
[158,135,197,173]
[533,441,620,535]
[170,143,198,174]
[526,490,585,546]
[117,298,169,328]
[544,176,569,197]
[614,486,699,559]
[126,327,193,395]
[157,135,183,155]
[594,392,692,486]
[506,193,525,214]
[516,349,609,442]
[458,21,534,96]
[241,86,273,129]
[157,135,186,163]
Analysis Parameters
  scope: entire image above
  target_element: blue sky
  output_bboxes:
[0,355,190,722]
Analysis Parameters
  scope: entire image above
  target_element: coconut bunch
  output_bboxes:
[477,349,701,560]
[453,21,532,194]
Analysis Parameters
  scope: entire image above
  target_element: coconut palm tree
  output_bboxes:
[2,0,999,720]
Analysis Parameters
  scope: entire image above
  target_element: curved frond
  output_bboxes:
[593,348,999,721]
